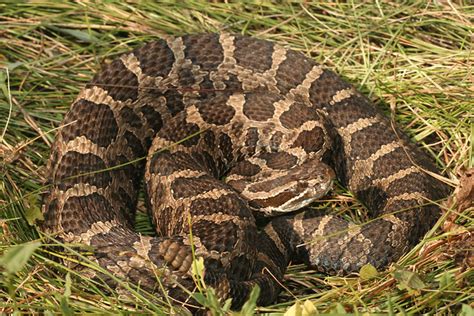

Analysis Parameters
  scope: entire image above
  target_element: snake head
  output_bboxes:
[229,159,335,216]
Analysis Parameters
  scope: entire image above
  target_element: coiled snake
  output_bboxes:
[41,33,448,308]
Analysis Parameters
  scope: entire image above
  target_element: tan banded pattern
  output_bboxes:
[289,65,324,102]
[336,116,380,155]
[350,140,402,190]
[41,33,448,310]
[329,87,355,105]
[385,191,426,208]
[77,86,123,111]
[66,219,121,244]
[120,53,142,78]
[373,166,420,189]
[65,136,107,160]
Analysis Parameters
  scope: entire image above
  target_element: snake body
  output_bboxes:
[41,33,448,308]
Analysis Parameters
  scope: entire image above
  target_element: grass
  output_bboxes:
[0,1,472,315]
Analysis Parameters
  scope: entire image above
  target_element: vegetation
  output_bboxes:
[1,1,472,315]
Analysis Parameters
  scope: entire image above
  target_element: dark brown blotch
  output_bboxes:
[243,93,279,121]
[384,172,432,199]
[158,113,200,147]
[259,152,298,170]
[203,130,216,147]
[371,146,414,182]
[229,160,262,177]
[112,154,142,190]
[196,94,236,125]
[192,219,238,253]
[182,34,223,70]
[56,152,111,191]
[61,193,116,233]
[191,150,221,178]
[225,179,247,194]
[178,67,196,88]
[348,121,396,161]
[234,35,274,72]
[119,106,142,129]
[139,104,163,133]
[133,40,175,78]
[221,73,243,93]
[190,194,252,218]
[162,90,185,117]
[196,75,218,99]
[111,186,137,222]
[227,254,256,284]
[87,58,138,102]
[276,49,314,95]
[62,99,119,148]
[148,150,204,176]
[291,126,326,153]
[354,186,388,217]
[124,130,146,157]
[152,206,177,236]
[279,101,319,129]
[170,175,226,199]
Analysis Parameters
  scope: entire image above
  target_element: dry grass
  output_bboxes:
[1,1,472,315]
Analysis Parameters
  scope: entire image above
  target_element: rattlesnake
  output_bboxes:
[40,33,448,309]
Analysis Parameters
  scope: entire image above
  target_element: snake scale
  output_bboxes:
[40,33,449,309]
